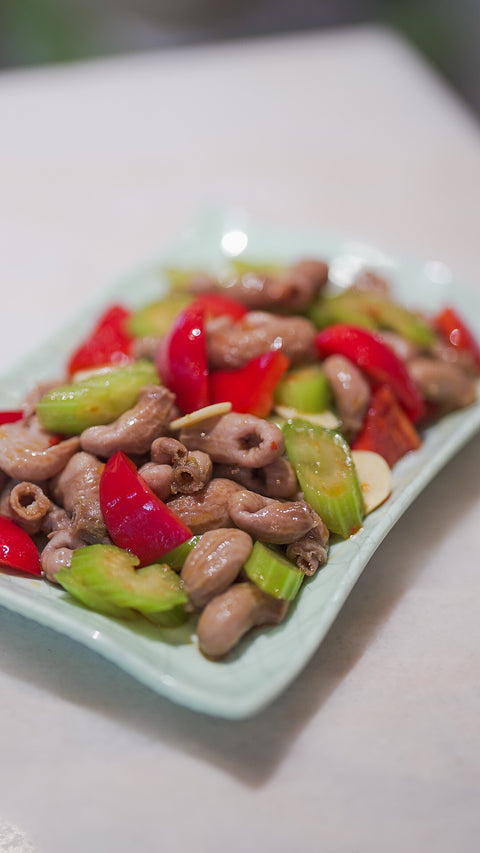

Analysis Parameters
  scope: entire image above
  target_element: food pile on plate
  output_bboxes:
[0,257,478,658]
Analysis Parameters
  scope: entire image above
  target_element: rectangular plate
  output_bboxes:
[1,207,479,719]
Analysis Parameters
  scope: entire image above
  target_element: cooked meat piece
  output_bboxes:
[206,311,317,370]
[286,517,330,575]
[197,582,289,659]
[21,379,65,420]
[0,479,15,517]
[132,335,161,361]
[2,481,51,536]
[180,528,253,609]
[322,354,371,437]
[149,437,213,495]
[211,259,328,313]
[40,524,86,582]
[137,462,174,501]
[172,452,212,495]
[150,436,187,465]
[227,488,320,544]
[213,271,280,311]
[430,341,478,375]
[180,412,284,468]
[290,259,329,293]
[378,331,422,363]
[408,357,477,411]
[353,270,390,296]
[0,416,79,482]
[214,456,298,499]
[166,478,242,534]
[80,385,174,458]
[50,451,106,543]
[41,504,71,535]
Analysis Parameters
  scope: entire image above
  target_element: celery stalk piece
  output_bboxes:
[56,572,139,620]
[273,364,332,413]
[308,288,436,345]
[244,541,304,600]
[364,294,436,345]
[57,544,188,618]
[283,418,365,538]
[161,535,202,570]
[56,547,138,620]
[36,360,159,434]
[128,294,192,338]
[307,293,377,331]
[143,605,190,628]
[228,259,285,278]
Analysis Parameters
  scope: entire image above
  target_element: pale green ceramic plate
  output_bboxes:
[1,208,479,719]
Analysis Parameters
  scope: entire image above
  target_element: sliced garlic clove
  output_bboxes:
[352,449,392,514]
[273,405,340,429]
[170,401,232,431]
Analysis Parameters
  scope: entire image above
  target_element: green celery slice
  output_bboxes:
[56,573,138,620]
[128,294,192,338]
[36,360,159,434]
[144,605,190,627]
[57,544,188,618]
[244,541,304,600]
[307,293,377,330]
[308,288,435,345]
[228,259,285,278]
[274,364,332,413]
[161,535,202,570]
[283,418,365,538]
[363,294,436,345]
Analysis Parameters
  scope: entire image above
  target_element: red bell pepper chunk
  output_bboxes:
[0,516,41,576]
[99,451,192,567]
[210,351,290,418]
[316,324,425,422]
[434,306,480,372]
[352,385,421,468]
[0,410,23,425]
[156,304,210,414]
[68,304,133,376]
[189,292,247,321]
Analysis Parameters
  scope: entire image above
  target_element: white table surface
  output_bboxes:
[1,24,479,853]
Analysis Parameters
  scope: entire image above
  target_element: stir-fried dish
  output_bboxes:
[0,258,479,659]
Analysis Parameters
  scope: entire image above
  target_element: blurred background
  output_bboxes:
[1,0,479,115]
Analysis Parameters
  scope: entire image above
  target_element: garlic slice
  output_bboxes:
[351,449,392,514]
[170,402,232,431]
[273,405,340,429]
